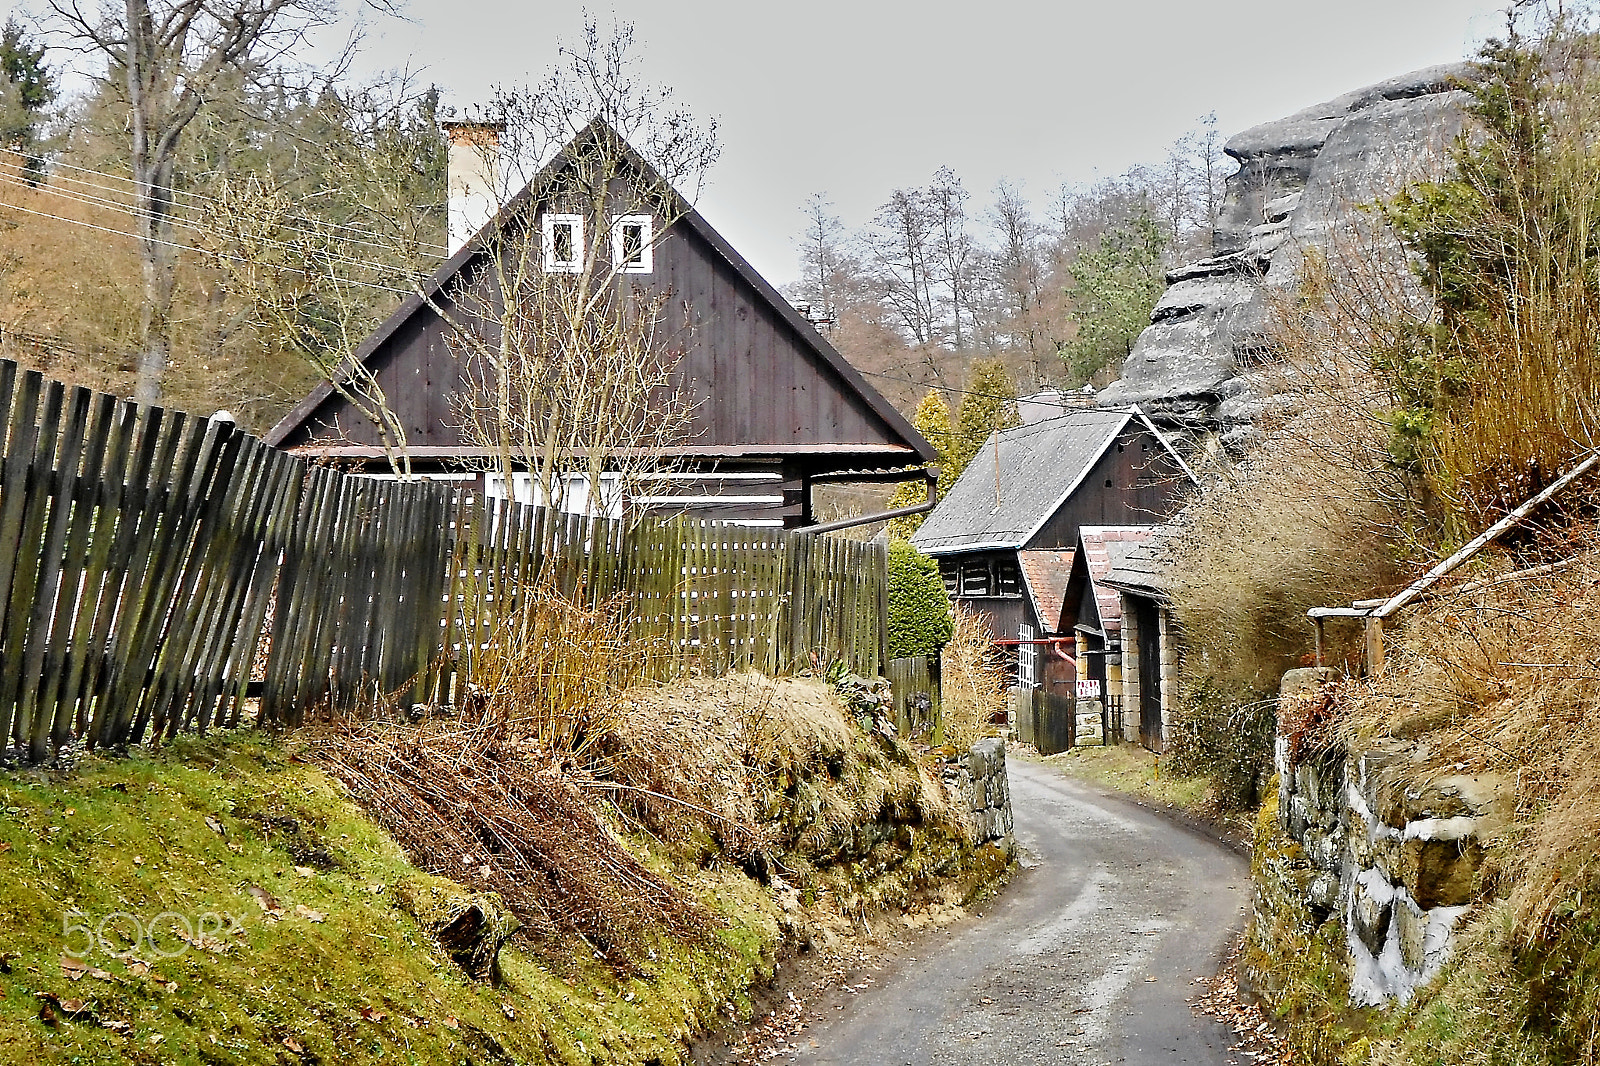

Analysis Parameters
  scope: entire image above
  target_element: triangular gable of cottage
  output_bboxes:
[1062,526,1156,638]
[266,119,932,470]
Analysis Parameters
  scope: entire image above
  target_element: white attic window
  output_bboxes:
[612,214,653,273]
[542,213,584,273]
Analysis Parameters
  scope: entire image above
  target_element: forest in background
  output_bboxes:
[0,9,1224,444]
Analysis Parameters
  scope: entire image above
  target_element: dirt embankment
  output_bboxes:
[0,672,1006,1065]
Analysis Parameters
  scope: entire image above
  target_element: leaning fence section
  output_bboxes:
[0,358,889,760]
[885,655,940,741]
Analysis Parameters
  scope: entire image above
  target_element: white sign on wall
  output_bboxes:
[1075,679,1102,700]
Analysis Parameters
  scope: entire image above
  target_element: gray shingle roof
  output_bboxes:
[1101,531,1177,602]
[910,408,1134,555]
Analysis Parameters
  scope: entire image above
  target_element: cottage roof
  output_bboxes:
[265,118,933,468]
[1101,530,1178,603]
[1017,549,1076,637]
[1070,526,1156,637]
[910,407,1190,555]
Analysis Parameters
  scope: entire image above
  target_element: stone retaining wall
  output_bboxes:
[1273,668,1509,1005]
[943,737,1015,855]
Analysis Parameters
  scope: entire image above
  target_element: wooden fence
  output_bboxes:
[1014,688,1075,756]
[885,655,940,741]
[0,360,888,762]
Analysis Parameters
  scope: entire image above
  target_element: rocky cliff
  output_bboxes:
[1098,66,1474,448]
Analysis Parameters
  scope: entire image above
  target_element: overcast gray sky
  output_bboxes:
[29,0,1510,286]
[345,0,1505,286]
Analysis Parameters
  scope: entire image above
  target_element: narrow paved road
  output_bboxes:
[793,760,1249,1065]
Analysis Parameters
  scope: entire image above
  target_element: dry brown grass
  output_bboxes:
[464,579,655,753]
[315,709,711,972]
[1169,410,1413,690]
[313,581,968,976]
[938,605,1008,750]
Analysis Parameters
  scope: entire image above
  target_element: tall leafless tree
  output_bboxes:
[45,0,388,405]
[439,19,718,520]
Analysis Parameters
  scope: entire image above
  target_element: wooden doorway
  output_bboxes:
[1135,600,1163,752]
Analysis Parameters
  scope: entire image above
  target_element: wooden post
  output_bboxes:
[1365,617,1385,676]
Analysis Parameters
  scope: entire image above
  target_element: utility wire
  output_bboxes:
[21,152,451,255]
[0,171,427,285]
[0,199,417,298]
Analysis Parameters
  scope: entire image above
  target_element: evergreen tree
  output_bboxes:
[1060,210,1167,385]
[947,359,1021,482]
[0,18,56,166]
[887,391,954,539]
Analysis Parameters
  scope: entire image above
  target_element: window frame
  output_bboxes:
[1017,622,1037,688]
[542,212,585,273]
[611,214,654,273]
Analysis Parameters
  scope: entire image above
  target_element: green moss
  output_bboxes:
[0,734,789,1065]
[0,706,1006,1066]
[1241,787,1371,1066]
[1037,743,1213,815]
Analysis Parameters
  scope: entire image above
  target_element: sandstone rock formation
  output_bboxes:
[1098,66,1475,448]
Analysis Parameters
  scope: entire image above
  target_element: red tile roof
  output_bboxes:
[1078,526,1156,637]
[1018,549,1076,636]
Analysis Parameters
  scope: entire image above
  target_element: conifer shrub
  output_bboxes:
[887,540,952,660]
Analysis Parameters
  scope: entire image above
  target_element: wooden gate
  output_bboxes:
[885,655,940,741]
[1030,688,1075,756]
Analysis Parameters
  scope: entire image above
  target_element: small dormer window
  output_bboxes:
[542,213,584,273]
[612,214,653,273]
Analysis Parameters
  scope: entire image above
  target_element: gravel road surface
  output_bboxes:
[791,759,1250,1065]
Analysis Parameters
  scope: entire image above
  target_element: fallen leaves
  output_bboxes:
[1190,943,1290,1066]
[247,885,284,919]
[294,904,325,923]
[60,955,111,981]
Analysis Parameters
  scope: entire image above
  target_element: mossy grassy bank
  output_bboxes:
[1243,780,1600,1066]
[0,722,996,1065]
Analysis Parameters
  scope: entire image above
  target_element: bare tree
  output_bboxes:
[927,166,975,350]
[793,191,853,326]
[44,0,389,405]
[866,185,939,346]
[438,19,718,519]
[988,179,1047,384]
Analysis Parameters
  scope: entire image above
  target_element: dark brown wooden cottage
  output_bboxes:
[910,407,1193,687]
[265,119,935,526]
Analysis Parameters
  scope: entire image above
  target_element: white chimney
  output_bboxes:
[442,120,504,256]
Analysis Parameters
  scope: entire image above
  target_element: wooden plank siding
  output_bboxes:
[0,357,889,762]
[1028,428,1189,549]
[264,121,934,530]
[277,224,908,457]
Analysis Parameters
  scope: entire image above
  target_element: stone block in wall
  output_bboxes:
[1402,773,1511,824]
[1400,836,1483,909]
[1350,872,1392,957]
[1309,872,1340,914]
[1280,666,1337,702]
[1393,891,1429,973]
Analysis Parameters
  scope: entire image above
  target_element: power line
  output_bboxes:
[0,198,417,298]
[0,178,419,296]
[0,171,426,286]
[26,152,451,256]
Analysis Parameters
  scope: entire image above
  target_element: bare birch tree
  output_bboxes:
[437,19,718,520]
